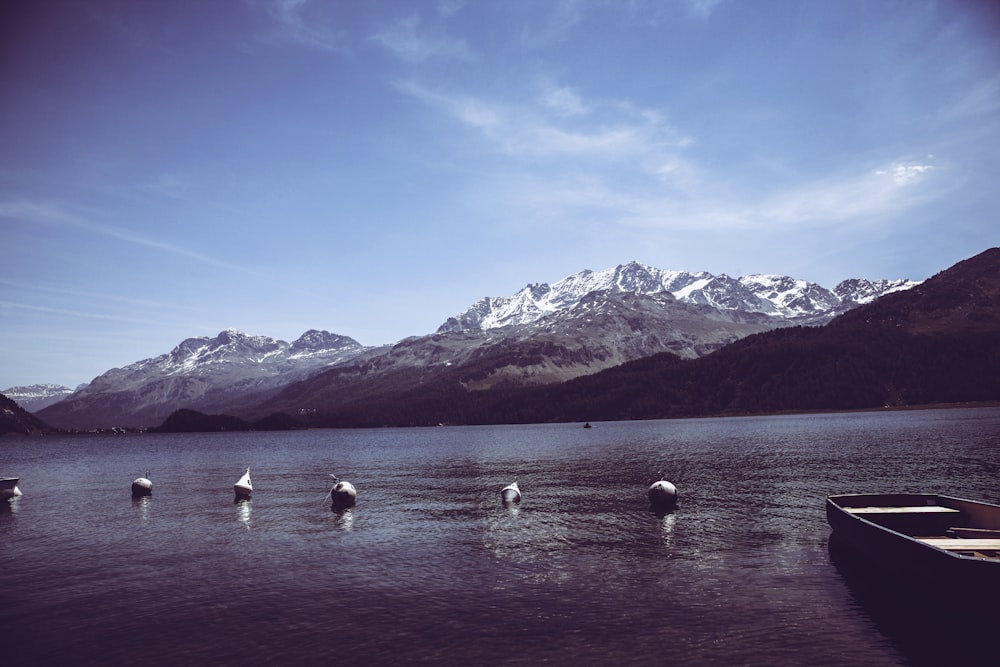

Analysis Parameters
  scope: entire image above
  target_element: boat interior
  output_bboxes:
[841,497,1000,560]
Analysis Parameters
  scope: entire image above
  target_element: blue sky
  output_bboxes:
[1,0,998,390]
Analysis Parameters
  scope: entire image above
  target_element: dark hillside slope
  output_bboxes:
[1,393,55,435]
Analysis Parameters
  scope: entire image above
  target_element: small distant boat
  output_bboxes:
[234,468,252,500]
[0,477,21,501]
[827,493,1000,593]
[131,471,152,497]
[583,422,592,429]
[500,481,520,504]
[648,479,678,508]
[327,475,357,510]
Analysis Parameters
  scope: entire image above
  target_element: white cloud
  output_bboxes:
[874,162,934,186]
[397,75,940,236]
[371,15,471,62]
[397,81,502,129]
[259,0,342,51]
[683,0,725,20]
[486,155,941,236]
[538,82,590,117]
[398,80,688,165]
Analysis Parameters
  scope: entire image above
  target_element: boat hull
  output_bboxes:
[826,493,1000,597]
[0,477,19,500]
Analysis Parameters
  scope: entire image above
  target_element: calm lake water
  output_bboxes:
[2,408,998,666]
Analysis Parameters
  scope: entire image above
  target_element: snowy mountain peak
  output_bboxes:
[439,262,919,333]
[1,383,75,412]
[833,278,922,304]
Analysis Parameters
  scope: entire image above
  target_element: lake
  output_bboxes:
[2,407,998,666]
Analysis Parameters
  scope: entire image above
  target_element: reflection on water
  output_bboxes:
[236,499,251,530]
[331,507,354,531]
[828,533,996,667]
[132,495,151,523]
[654,509,676,546]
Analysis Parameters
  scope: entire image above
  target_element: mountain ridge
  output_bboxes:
[32,261,923,430]
[438,260,918,332]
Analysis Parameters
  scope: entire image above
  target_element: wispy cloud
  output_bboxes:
[397,80,689,165]
[0,299,162,326]
[258,0,343,51]
[874,162,934,186]
[0,200,244,270]
[683,0,725,20]
[538,81,590,117]
[397,71,943,234]
[371,15,471,62]
[0,279,167,309]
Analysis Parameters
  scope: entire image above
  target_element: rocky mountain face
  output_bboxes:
[1,384,75,412]
[36,329,365,430]
[32,261,921,431]
[438,261,918,332]
[260,289,785,419]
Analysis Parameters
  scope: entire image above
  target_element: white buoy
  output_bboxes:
[648,480,678,508]
[234,467,252,500]
[500,481,521,504]
[131,471,152,497]
[328,474,357,509]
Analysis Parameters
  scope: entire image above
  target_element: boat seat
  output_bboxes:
[844,506,961,514]
[917,538,1000,551]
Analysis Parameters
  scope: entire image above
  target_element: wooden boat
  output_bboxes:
[131,471,152,497]
[327,474,357,510]
[826,493,1000,594]
[0,477,21,501]
[234,468,252,500]
[500,481,520,504]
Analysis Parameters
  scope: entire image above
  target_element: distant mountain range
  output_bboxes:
[15,261,921,431]
[0,384,76,412]
[11,254,998,433]
[438,261,917,331]
[32,329,363,430]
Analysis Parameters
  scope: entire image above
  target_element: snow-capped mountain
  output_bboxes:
[438,261,921,332]
[0,383,75,413]
[833,278,920,304]
[31,261,922,431]
[37,329,366,430]
[262,288,784,417]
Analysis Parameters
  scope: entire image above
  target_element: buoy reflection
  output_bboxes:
[132,495,151,522]
[332,507,354,531]
[656,510,677,546]
[236,499,252,529]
